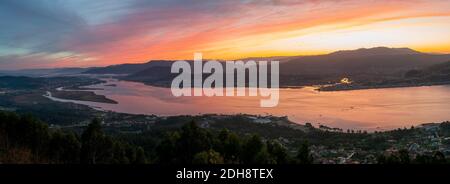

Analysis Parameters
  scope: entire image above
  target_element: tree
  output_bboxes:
[80,119,114,164]
[135,147,147,164]
[267,140,289,164]
[216,129,241,163]
[254,148,276,164]
[193,149,224,164]
[296,141,313,164]
[156,131,180,163]
[414,152,447,164]
[48,132,80,164]
[111,141,130,164]
[378,149,410,164]
[398,149,410,164]
[241,134,265,164]
[177,121,212,163]
[18,114,50,158]
[376,154,387,164]
[432,151,446,164]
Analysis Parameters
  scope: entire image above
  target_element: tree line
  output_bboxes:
[377,149,448,164]
[0,111,145,164]
[154,121,313,164]
[0,111,313,164]
[2,111,449,164]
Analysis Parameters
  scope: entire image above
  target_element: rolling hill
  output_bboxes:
[280,47,450,76]
[83,60,173,75]
[404,61,450,82]
[81,47,450,87]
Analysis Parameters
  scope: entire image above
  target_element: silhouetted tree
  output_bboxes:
[398,149,410,164]
[296,141,313,164]
[267,140,289,164]
[48,132,80,163]
[177,121,212,163]
[241,134,265,164]
[80,119,114,164]
[216,129,241,163]
[135,147,147,164]
[156,131,180,163]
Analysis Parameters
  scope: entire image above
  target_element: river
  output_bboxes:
[46,78,450,131]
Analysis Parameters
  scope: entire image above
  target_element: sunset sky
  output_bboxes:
[1,0,450,69]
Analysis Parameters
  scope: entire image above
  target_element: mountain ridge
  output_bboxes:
[82,47,450,79]
[327,47,423,57]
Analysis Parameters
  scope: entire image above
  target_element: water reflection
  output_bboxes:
[48,79,450,131]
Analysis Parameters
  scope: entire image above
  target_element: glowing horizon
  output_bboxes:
[1,0,450,69]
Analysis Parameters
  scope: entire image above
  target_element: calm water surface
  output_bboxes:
[47,79,450,131]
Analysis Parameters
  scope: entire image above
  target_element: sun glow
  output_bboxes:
[2,0,450,69]
[199,16,450,59]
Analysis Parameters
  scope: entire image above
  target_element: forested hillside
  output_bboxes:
[1,111,449,164]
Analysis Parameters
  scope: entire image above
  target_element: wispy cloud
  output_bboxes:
[1,0,449,69]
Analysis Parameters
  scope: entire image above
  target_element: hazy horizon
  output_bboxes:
[2,46,449,71]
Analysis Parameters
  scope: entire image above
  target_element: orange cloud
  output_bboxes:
[11,0,448,68]
[80,0,450,66]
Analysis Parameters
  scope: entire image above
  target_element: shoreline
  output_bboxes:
[43,90,449,133]
[318,81,450,92]
[40,77,450,132]
[118,77,450,92]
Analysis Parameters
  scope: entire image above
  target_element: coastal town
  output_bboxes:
[48,112,450,164]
